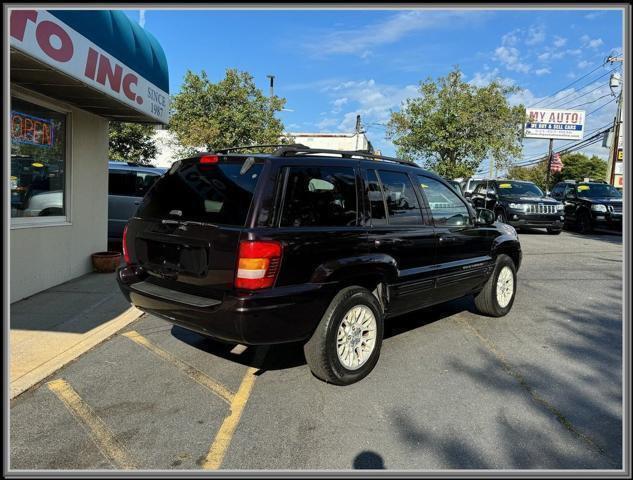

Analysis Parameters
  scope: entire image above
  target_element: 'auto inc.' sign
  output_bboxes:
[10,10,169,123]
[524,108,585,140]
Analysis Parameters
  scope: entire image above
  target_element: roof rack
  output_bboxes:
[272,145,420,168]
[123,161,155,168]
[215,144,310,154]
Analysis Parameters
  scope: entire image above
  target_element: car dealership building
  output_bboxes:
[9,9,170,302]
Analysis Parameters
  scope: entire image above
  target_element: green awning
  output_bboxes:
[10,9,170,123]
[49,10,168,93]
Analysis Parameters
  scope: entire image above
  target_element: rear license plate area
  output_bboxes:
[142,240,208,277]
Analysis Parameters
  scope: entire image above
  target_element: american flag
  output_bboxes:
[550,153,563,173]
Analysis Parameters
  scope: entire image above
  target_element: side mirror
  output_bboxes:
[545,190,551,196]
[475,208,496,226]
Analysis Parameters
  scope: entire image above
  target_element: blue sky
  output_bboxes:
[124,8,623,170]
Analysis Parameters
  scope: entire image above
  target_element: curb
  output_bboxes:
[10,307,143,399]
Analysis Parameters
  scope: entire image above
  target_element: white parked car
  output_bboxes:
[22,190,64,217]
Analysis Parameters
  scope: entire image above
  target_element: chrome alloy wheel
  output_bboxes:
[496,266,514,308]
[336,305,377,370]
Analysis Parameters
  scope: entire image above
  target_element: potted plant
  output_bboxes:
[91,251,122,273]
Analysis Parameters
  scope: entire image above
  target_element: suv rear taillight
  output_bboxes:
[122,224,131,264]
[235,241,282,290]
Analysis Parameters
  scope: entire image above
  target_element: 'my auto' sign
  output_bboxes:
[10,10,169,124]
[524,108,585,141]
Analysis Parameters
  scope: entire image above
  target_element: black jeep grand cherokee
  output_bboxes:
[117,146,522,385]
[469,179,565,234]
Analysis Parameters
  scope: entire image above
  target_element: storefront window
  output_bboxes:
[11,97,67,219]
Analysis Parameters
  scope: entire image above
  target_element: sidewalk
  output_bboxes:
[10,271,143,399]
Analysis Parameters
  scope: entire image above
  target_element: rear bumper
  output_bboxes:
[116,266,331,345]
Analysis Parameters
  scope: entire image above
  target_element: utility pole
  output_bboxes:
[609,94,623,185]
[606,56,623,187]
[355,114,362,151]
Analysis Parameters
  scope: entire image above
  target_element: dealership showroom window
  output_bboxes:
[10,95,69,222]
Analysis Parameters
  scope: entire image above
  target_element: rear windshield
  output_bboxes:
[136,161,262,225]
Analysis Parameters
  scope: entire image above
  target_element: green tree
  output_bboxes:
[387,67,526,179]
[169,69,288,152]
[555,152,607,182]
[109,122,158,165]
[507,152,607,191]
[507,162,549,191]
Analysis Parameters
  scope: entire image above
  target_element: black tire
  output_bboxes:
[577,211,594,234]
[474,254,517,317]
[495,209,507,224]
[303,286,384,385]
[546,227,562,235]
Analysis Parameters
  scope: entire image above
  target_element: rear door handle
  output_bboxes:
[439,236,457,244]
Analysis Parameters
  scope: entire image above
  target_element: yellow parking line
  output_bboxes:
[202,346,268,470]
[202,366,259,469]
[47,379,136,469]
[122,330,235,405]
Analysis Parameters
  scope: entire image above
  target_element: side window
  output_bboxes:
[280,166,357,227]
[377,170,423,225]
[135,172,160,197]
[366,169,387,225]
[564,185,575,198]
[418,176,472,227]
[551,184,563,199]
[108,170,136,196]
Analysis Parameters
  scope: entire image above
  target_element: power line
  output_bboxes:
[544,67,618,109]
[528,60,607,108]
[515,125,611,167]
[517,118,613,165]
[566,93,614,110]
[585,96,617,116]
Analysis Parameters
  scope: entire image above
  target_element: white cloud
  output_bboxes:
[303,10,488,57]
[313,79,419,137]
[494,46,530,73]
[534,67,551,76]
[581,35,604,49]
[584,11,607,20]
[468,67,515,88]
[537,47,582,62]
[525,24,546,45]
[331,97,348,113]
[139,9,146,28]
[538,52,551,62]
[553,36,567,48]
[316,118,339,130]
[577,60,592,69]
[501,30,520,46]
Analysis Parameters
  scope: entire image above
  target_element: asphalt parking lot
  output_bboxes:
[10,230,623,470]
